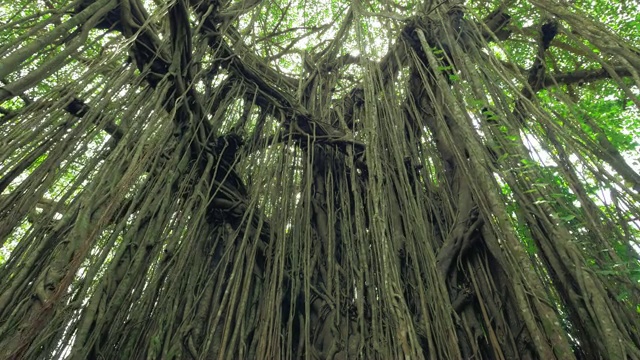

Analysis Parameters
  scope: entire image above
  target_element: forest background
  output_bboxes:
[1,0,639,358]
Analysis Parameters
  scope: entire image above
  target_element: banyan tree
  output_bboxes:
[1,0,639,358]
